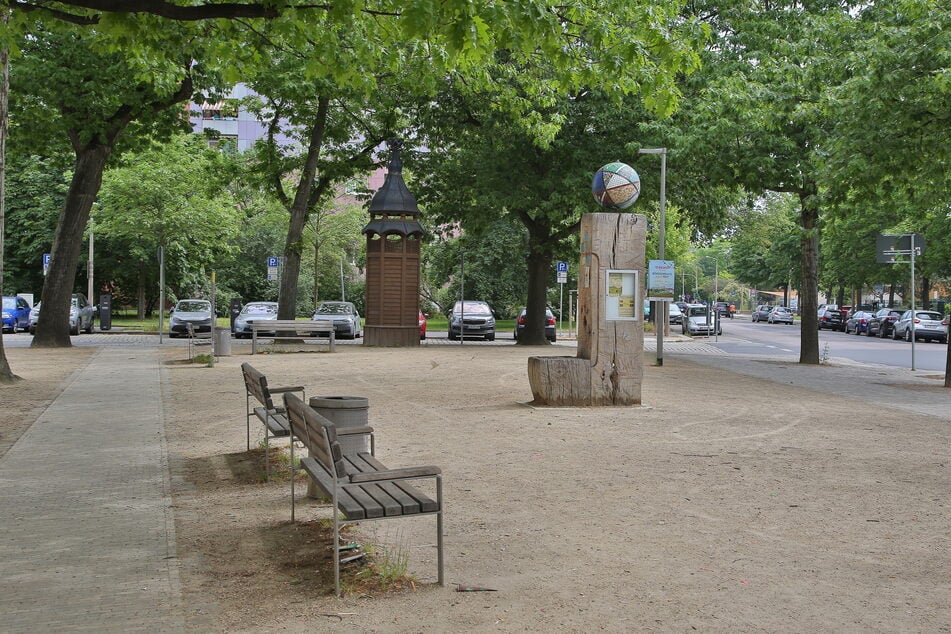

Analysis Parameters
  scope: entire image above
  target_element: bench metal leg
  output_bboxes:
[437,474,445,587]
[333,491,341,596]
[290,437,296,522]
[246,394,252,452]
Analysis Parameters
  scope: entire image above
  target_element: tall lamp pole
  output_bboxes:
[638,148,667,365]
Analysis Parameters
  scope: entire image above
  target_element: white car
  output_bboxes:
[28,293,96,335]
[892,310,948,343]
[233,301,278,339]
[169,299,213,338]
[668,303,683,325]
[312,301,362,339]
[681,304,722,336]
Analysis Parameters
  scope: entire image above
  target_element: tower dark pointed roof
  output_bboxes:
[364,139,423,238]
[367,139,420,216]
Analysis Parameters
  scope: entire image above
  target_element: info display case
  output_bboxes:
[605,269,640,321]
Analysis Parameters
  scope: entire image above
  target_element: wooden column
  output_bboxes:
[528,213,645,406]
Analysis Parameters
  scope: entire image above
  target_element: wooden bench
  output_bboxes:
[251,319,336,354]
[240,363,305,480]
[284,392,445,596]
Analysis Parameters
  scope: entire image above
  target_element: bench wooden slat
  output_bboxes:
[253,406,290,435]
[283,392,444,595]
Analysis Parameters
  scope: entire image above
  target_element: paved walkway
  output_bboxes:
[0,347,183,633]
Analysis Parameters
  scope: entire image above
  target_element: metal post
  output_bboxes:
[559,281,564,338]
[158,246,165,344]
[910,234,916,371]
[87,216,94,304]
[210,270,216,367]
[339,255,346,302]
[459,252,464,346]
[639,148,667,365]
[714,259,719,342]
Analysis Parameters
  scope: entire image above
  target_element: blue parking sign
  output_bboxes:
[267,256,279,267]
[557,261,568,273]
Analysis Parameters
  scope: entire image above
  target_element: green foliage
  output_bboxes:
[729,194,800,291]
[2,154,70,295]
[95,134,242,311]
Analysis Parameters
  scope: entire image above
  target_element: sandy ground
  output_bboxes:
[2,342,949,631]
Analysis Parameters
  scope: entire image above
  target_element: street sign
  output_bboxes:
[557,271,567,283]
[557,261,568,273]
[267,256,279,267]
[42,253,51,275]
[646,260,675,301]
[876,234,925,263]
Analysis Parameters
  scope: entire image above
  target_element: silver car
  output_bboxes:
[682,304,722,336]
[168,299,213,338]
[233,301,278,339]
[893,310,948,343]
[449,300,496,341]
[28,293,96,335]
[767,306,794,324]
[312,301,362,339]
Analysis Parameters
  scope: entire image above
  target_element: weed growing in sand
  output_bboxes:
[192,353,212,365]
[820,342,831,364]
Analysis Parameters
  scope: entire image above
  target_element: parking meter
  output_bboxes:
[99,293,112,330]
[229,298,243,332]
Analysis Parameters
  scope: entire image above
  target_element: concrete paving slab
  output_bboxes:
[0,347,183,633]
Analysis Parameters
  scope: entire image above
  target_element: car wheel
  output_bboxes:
[420,333,426,340]
[892,328,900,340]
[905,329,912,342]
[70,322,80,336]
[448,331,457,341]
[85,319,94,334]
[29,325,36,335]
[486,333,495,341]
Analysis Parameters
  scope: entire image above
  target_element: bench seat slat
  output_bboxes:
[348,454,437,514]
[343,455,417,516]
[253,406,290,436]
[300,458,366,520]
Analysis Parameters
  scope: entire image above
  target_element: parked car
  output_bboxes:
[168,299,213,337]
[844,310,873,335]
[312,301,362,339]
[767,306,794,324]
[514,307,556,342]
[817,305,845,331]
[867,308,903,338]
[449,300,496,341]
[28,293,96,335]
[2,296,31,333]
[419,310,427,340]
[893,310,948,343]
[751,305,773,322]
[713,301,735,318]
[233,301,279,339]
[669,303,683,325]
[682,304,722,336]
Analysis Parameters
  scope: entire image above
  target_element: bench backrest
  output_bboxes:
[285,392,346,479]
[241,362,276,410]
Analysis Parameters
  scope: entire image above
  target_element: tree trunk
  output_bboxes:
[518,243,552,345]
[137,267,146,320]
[33,144,111,347]
[278,96,329,321]
[920,277,930,310]
[312,238,320,309]
[798,187,820,364]
[0,34,20,383]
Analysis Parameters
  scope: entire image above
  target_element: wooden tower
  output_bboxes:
[362,140,424,347]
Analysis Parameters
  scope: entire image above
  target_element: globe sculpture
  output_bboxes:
[591,162,640,210]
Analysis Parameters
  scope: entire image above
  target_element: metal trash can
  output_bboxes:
[309,396,369,455]
[215,327,232,356]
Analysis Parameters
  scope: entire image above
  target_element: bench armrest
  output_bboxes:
[348,466,441,484]
[269,386,305,394]
[337,425,374,436]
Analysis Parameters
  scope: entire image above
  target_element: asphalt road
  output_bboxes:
[705,316,949,372]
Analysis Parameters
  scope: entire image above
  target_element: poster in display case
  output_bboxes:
[605,269,639,321]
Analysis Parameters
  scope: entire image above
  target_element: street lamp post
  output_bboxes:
[638,148,667,365]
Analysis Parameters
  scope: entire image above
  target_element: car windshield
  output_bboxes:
[775,307,790,313]
[2,297,15,309]
[688,307,707,317]
[455,302,491,315]
[316,303,353,315]
[177,301,210,312]
[242,303,277,315]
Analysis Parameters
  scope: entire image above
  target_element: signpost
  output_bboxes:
[876,233,924,370]
[557,261,568,333]
[42,253,50,276]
